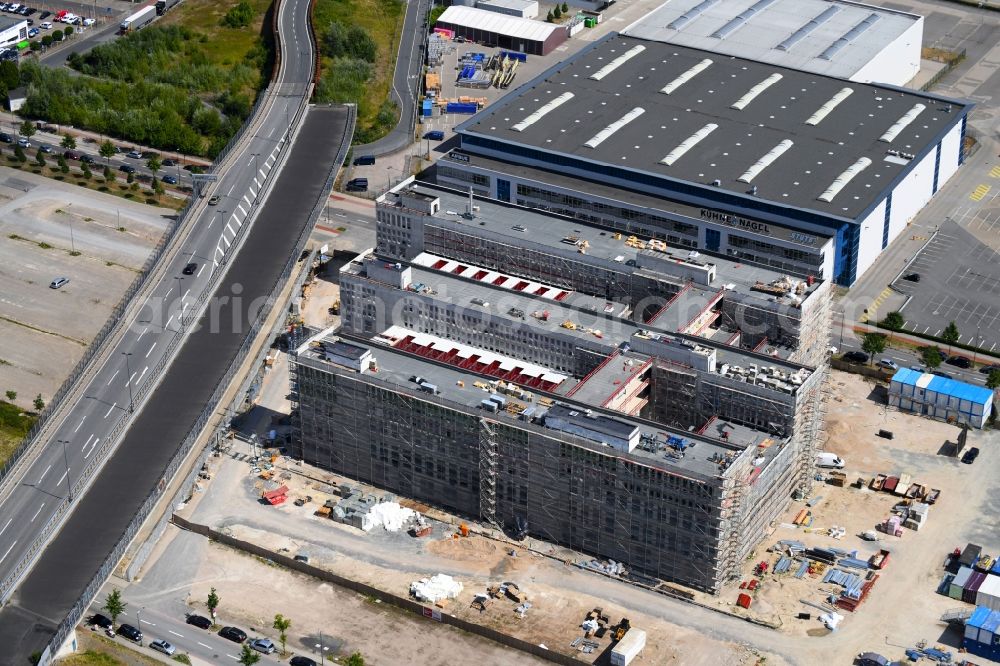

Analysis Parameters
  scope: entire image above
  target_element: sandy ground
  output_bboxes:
[0,168,174,405]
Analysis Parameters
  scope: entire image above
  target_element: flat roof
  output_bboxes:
[457,34,970,221]
[477,0,538,9]
[622,0,921,82]
[298,332,745,479]
[437,5,560,41]
[891,368,994,405]
[401,181,824,305]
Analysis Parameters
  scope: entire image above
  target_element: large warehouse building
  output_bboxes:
[290,181,830,593]
[437,33,972,286]
[622,0,924,86]
[435,6,566,55]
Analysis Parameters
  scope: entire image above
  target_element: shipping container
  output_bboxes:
[446,102,478,114]
[965,571,988,604]
[610,628,646,666]
[500,50,527,62]
[978,575,1000,611]
[422,100,433,117]
[951,566,974,599]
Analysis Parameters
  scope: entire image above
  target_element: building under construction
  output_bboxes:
[290,180,831,593]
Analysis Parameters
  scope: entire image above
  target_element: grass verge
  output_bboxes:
[0,400,36,471]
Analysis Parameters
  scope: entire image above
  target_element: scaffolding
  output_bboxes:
[479,417,499,526]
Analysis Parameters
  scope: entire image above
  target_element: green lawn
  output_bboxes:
[59,651,124,666]
[0,400,36,474]
[313,0,405,142]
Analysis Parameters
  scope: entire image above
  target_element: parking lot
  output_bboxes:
[893,218,1000,354]
[0,169,172,407]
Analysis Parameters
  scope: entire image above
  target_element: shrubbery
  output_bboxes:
[223,0,254,27]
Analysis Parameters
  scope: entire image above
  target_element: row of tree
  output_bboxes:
[103,588,366,665]
[3,390,44,411]
[546,3,570,21]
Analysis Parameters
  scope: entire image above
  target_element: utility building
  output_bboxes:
[889,368,993,428]
[290,181,832,594]
[435,6,566,55]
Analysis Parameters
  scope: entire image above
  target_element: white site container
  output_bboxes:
[610,628,646,666]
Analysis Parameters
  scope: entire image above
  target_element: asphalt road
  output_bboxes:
[351,0,429,157]
[0,0,340,657]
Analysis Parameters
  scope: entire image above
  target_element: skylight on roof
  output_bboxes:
[776,5,841,52]
[805,87,853,126]
[711,0,778,39]
[512,92,575,132]
[731,73,782,111]
[668,0,720,30]
[584,107,645,148]
[738,139,794,183]
[589,44,645,81]
[819,13,881,61]
[818,157,872,202]
[660,59,712,95]
[879,103,926,143]
[660,123,718,166]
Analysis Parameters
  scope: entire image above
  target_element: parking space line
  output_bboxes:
[243,194,252,206]
[198,642,212,649]
[167,315,175,329]
[259,168,267,179]
[182,289,190,303]
[226,223,235,236]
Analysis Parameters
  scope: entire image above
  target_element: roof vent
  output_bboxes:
[731,73,782,111]
[512,92,574,132]
[589,44,645,81]
[818,157,872,203]
[660,59,712,95]
[584,107,645,149]
[738,140,793,183]
[805,87,853,126]
[660,123,718,166]
[879,103,926,143]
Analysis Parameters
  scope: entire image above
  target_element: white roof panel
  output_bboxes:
[438,6,562,42]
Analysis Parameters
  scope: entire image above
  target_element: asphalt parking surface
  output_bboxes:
[894,219,1000,353]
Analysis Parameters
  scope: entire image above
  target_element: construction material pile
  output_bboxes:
[361,502,416,532]
[410,574,463,603]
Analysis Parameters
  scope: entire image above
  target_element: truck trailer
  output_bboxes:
[119,5,155,33]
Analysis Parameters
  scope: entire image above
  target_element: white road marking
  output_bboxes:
[30,503,45,523]
[227,655,239,661]
[82,434,95,451]
[213,259,219,268]
[146,342,157,358]
[224,235,232,248]
[126,372,137,386]
[104,402,117,418]
[243,194,252,206]
[258,168,267,179]
[248,187,257,200]
[0,541,17,564]
[166,315,175,329]
[169,630,184,638]
[37,464,52,484]
[335,212,346,218]
[74,417,86,433]
[57,469,68,488]
[0,519,11,538]
[137,327,148,341]
[182,289,190,303]
[237,204,248,217]
[139,366,148,382]
[107,369,120,385]
[227,183,236,196]
[84,438,100,459]
[197,264,206,277]
[198,642,212,649]
[226,223,235,236]
[140,619,155,626]
[253,178,260,189]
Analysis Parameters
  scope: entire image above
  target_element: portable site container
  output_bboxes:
[960,544,984,569]
[610,628,646,666]
[964,606,1000,660]
[978,575,1000,611]
[965,571,988,604]
[951,566,973,599]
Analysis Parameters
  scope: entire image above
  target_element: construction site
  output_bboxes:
[288,180,832,596]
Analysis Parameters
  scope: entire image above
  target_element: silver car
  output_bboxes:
[251,638,276,654]
[49,277,69,289]
[150,639,176,656]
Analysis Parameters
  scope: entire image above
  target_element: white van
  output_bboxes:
[815,452,845,469]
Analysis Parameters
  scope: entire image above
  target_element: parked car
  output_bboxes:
[89,613,113,629]
[979,364,1000,375]
[39,20,50,28]
[186,614,212,630]
[345,177,368,192]
[902,272,921,282]
[162,158,177,167]
[150,640,176,656]
[38,10,50,19]
[962,447,980,465]
[353,154,375,166]
[931,370,952,379]
[117,623,142,643]
[251,638,276,654]
[182,262,197,275]
[80,154,95,164]
[423,130,444,141]
[0,133,11,143]
[877,358,898,371]
[82,17,94,25]
[17,137,30,147]
[946,355,972,369]
[219,626,247,643]
[63,150,81,160]
[162,174,178,185]
[290,657,318,666]
[119,164,136,174]
[39,144,50,153]
[27,27,37,37]
[843,351,868,364]
[126,149,142,159]
[49,277,69,289]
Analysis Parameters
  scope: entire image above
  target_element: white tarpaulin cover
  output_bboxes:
[361,502,416,532]
[410,574,464,603]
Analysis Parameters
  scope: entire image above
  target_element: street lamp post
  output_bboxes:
[314,632,330,664]
[57,439,73,501]
[123,352,134,413]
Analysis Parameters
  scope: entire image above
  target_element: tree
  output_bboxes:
[59,157,69,174]
[5,390,16,402]
[553,5,562,18]
[861,333,886,364]
[34,149,45,167]
[52,29,64,42]
[0,60,18,90]
[987,370,1000,391]
[13,145,25,162]
[64,26,73,37]
[238,644,260,666]
[33,394,44,411]
[103,165,113,181]
[922,346,943,370]
[344,653,365,666]
[146,156,161,173]
[29,41,41,52]
[126,171,134,184]
[272,615,291,655]
[942,321,960,354]
[103,588,126,627]
[19,120,36,139]
[100,140,116,164]
[41,35,52,47]
[561,2,568,11]
[153,176,164,195]
[82,163,92,180]
[223,0,254,28]
[881,311,904,331]
[546,9,554,21]
[61,134,76,150]
[206,587,220,617]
